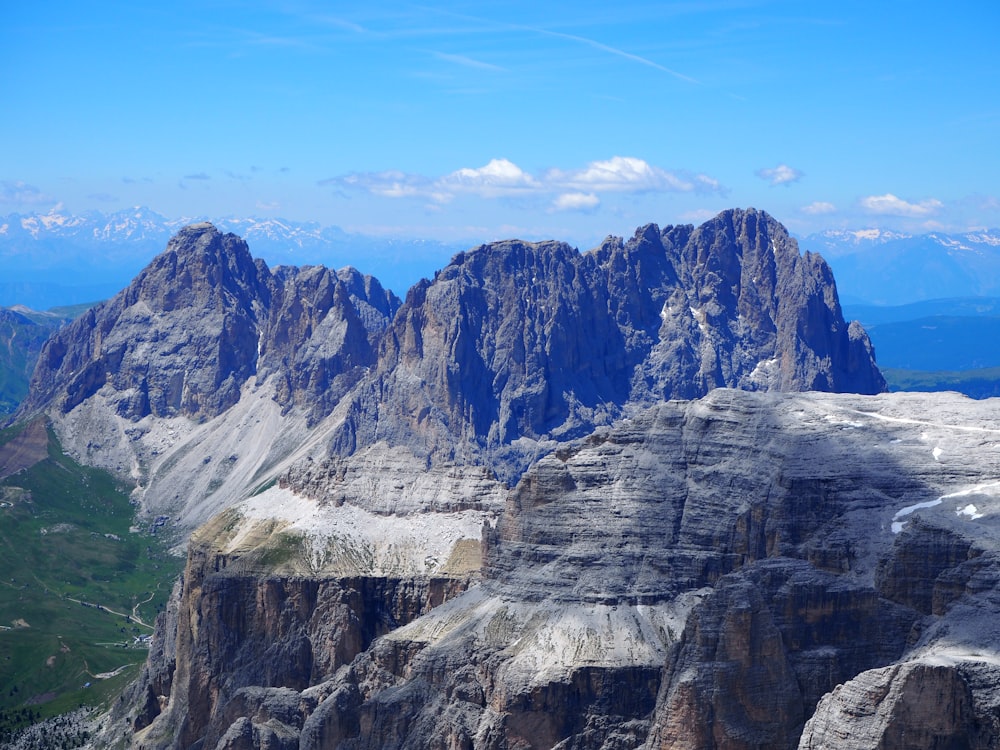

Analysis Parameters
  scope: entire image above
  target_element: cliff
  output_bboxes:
[11,208,923,748]
[333,209,884,479]
[119,390,1000,749]
[16,208,882,532]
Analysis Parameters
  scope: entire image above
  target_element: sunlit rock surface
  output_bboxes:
[120,390,1000,748]
[17,208,882,533]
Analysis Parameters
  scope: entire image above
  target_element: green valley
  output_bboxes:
[0,419,182,734]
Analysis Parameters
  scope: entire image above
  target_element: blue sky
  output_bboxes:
[2,1,998,247]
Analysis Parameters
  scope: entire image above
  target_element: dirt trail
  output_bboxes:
[0,418,49,482]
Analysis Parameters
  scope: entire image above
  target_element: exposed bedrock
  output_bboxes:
[19,209,883,524]
[132,533,473,749]
[119,390,1000,749]
[799,660,998,749]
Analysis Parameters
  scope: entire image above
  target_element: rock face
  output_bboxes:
[335,209,884,479]
[117,390,1000,749]
[15,209,915,748]
[19,223,399,424]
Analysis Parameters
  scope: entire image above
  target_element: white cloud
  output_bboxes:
[546,156,722,194]
[324,156,723,206]
[439,158,539,197]
[860,193,943,217]
[801,201,836,215]
[756,164,803,186]
[551,192,600,212]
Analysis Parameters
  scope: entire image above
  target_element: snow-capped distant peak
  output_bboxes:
[965,231,1000,247]
[819,228,912,244]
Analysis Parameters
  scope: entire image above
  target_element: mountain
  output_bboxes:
[26,208,985,749]
[0,207,464,308]
[803,228,1000,306]
[15,208,884,516]
[116,390,1000,750]
[0,304,83,417]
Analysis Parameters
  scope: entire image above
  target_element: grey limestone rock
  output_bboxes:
[330,208,884,482]
[17,223,399,425]
[117,389,1000,749]
[21,223,269,420]
[799,661,988,749]
[14,211,908,749]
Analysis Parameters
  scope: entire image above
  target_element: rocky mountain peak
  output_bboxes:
[16,222,399,424]
[123,222,269,313]
[331,209,884,480]
[19,209,883,487]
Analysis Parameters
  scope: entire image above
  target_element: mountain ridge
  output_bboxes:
[20,208,968,750]
[15,208,884,506]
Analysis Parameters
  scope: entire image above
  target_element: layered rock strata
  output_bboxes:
[121,390,1000,749]
[13,209,915,746]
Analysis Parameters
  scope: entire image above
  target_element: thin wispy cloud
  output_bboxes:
[184,173,212,181]
[309,14,367,34]
[0,180,52,205]
[323,156,724,208]
[431,51,507,72]
[860,193,943,218]
[537,28,699,84]
[327,170,434,200]
[412,6,699,84]
[756,164,803,186]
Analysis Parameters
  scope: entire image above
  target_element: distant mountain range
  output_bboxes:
[802,227,1000,306]
[0,207,464,308]
[5,207,1000,310]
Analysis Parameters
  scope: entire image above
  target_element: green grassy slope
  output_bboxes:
[0,421,182,733]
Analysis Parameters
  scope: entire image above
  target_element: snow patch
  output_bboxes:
[893,481,1000,531]
[748,357,779,387]
[965,232,1000,247]
[917,647,1000,668]
[891,499,943,533]
[933,446,943,461]
[689,306,708,335]
[956,504,984,520]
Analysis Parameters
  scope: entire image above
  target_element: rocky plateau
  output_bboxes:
[13,208,1000,748]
